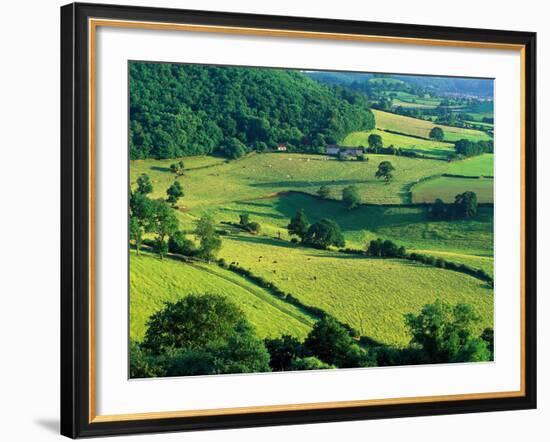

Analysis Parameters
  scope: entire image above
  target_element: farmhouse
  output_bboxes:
[326,144,364,157]
[276,143,288,151]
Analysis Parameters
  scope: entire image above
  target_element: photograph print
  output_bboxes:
[128,62,495,379]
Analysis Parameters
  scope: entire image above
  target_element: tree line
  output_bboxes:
[130,62,375,160]
[130,293,493,378]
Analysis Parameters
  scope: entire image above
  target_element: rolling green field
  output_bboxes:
[412,176,494,204]
[131,152,494,349]
[130,153,450,213]
[130,250,315,342]
[343,129,455,158]
[447,154,494,177]
[372,109,492,143]
[216,235,493,346]
[213,193,493,256]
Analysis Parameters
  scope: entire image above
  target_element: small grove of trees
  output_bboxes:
[170,160,185,176]
[195,214,222,262]
[366,238,406,258]
[129,174,179,259]
[375,160,395,182]
[429,191,478,220]
[130,295,494,378]
[132,294,271,378]
[429,126,445,141]
[166,180,184,207]
[368,133,383,149]
[287,209,309,241]
[136,173,153,195]
[287,210,346,249]
[454,139,493,157]
[303,219,345,249]
[342,185,361,210]
[405,300,491,363]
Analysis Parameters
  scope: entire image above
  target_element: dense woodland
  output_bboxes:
[129,63,375,159]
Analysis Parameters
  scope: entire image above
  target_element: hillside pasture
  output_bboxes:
[343,129,455,158]
[130,153,450,216]
[448,154,494,177]
[129,251,315,342]
[412,176,494,204]
[372,109,492,143]
[215,192,493,257]
[218,235,493,346]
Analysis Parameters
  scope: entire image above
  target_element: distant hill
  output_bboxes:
[305,71,493,98]
[130,63,375,160]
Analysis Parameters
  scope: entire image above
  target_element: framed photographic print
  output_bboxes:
[60,2,537,438]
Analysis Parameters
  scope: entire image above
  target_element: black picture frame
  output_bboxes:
[61,2,537,438]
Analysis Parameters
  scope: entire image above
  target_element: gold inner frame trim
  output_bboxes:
[88,17,527,424]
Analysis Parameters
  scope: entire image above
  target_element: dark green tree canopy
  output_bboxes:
[166,180,184,206]
[405,300,490,363]
[142,294,246,354]
[303,218,345,249]
[136,173,153,194]
[304,316,366,367]
[129,62,375,159]
[368,133,383,149]
[195,214,222,261]
[287,209,309,240]
[342,185,361,210]
[375,160,395,182]
[454,191,478,219]
[429,126,445,141]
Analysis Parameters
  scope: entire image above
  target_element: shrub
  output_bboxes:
[168,231,196,256]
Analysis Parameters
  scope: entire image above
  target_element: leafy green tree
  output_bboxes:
[170,160,185,176]
[166,180,184,206]
[213,321,271,374]
[136,173,153,194]
[368,133,383,150]
[287,209,309,240]
[129,191,155,255]
[429,126,445,141]
[375,160,395,182]
[168,231,196,256]
[289,357,335,371]
[264,335,304,371]
[149,199,179,257]
[405,300,490,363]
[222,137,247,159]
[142,294,245,354]
[481,327,494,358]
[140,295,271,376]
[342,185,361,210]
[153,238,169,259]
[195,214,222,261]
[129,340,164,378]
[317,185,332,199]
[454,191,478,219]
[304,316,364,367]
[303,219,345,249]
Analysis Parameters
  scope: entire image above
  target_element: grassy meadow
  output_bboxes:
[372,109,492,143]
[343,129,455,158]
[130,250,315,342]
[130,152,494,347]
[412,176,494,204]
